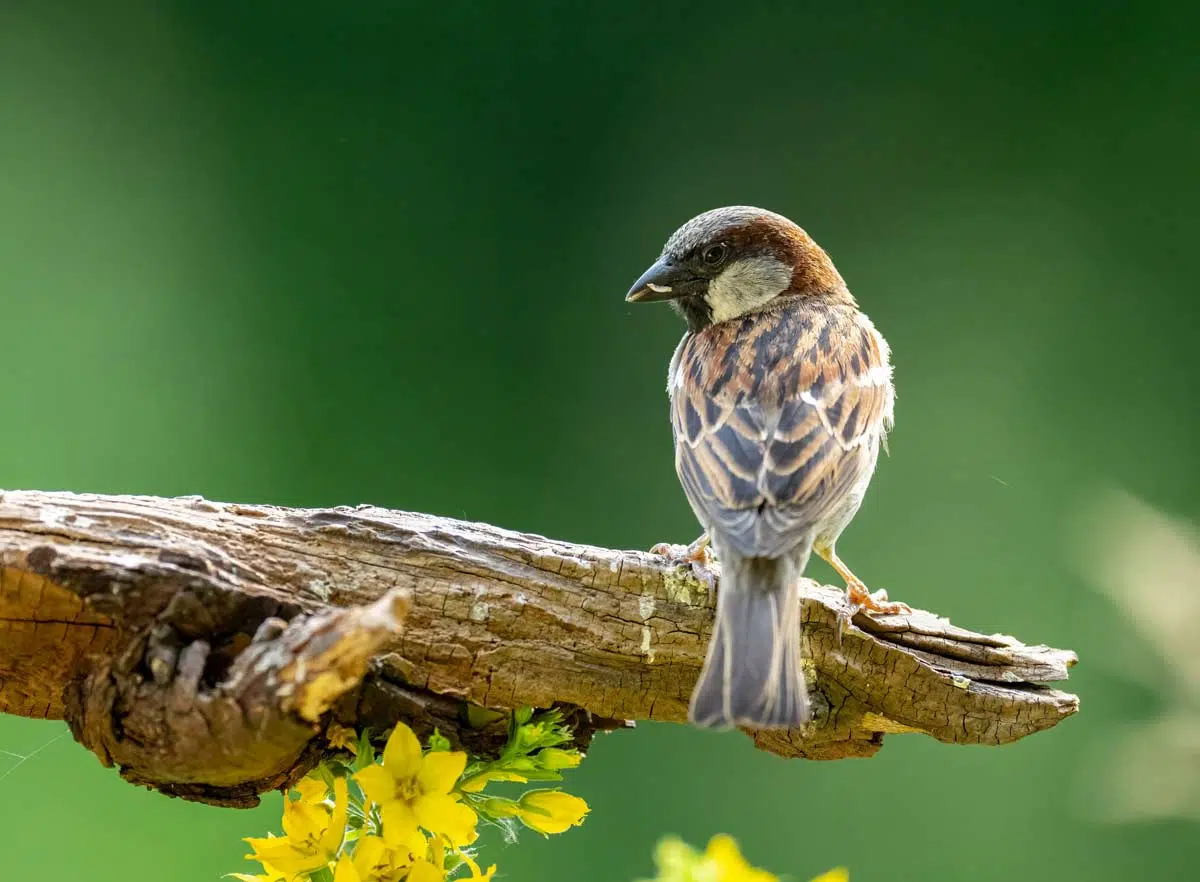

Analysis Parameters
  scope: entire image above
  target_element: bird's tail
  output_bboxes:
[689,550,809,730]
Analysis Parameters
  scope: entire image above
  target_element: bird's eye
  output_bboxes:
[702,243,729,266]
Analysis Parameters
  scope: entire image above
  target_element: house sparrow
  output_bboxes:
[626,206,909,730]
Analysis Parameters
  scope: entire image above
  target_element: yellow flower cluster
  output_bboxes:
[232,715,844,882]
[235,710,590,882]
[355,723,479,850]
[644,835,848,882]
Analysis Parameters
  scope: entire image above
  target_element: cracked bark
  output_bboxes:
[0,490,1078,806]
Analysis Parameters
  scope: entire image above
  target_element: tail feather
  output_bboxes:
[689,552,809,730]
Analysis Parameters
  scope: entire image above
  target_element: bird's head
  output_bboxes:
[625,206,852,331]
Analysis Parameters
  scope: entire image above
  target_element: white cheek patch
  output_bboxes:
[706,256,792,323]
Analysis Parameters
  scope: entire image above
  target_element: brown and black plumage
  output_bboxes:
[627,206,908,730]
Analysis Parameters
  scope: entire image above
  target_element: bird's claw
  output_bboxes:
[835,581,910,643]
[847,580,912,617]
[650,534,719,595]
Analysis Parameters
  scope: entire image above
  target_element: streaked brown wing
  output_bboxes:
[670,301,893,558]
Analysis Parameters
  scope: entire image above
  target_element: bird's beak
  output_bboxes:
[625,258,702,303]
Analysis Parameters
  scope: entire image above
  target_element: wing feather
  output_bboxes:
[670,301,893,558]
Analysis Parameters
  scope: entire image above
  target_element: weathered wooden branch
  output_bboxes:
[0,490,1078,806]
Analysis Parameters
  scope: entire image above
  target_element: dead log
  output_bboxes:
[0,490,1078,806]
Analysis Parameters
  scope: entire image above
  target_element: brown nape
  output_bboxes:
[734,214,854,304]
[788,236,854,303]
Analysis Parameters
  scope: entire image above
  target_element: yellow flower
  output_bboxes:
[515,790,590,835]
[402,833,492,881]
[648,835,785,882]
[647,834,839,882]
[354,722,478,847]
[244,777,348,879]
[407,864,446,882]
[703,835,778,882]
[333,855,362,882]
[350,833,427,882]
[406,834,448,882]
[226,864,286,882]
[327,723,359,755]
[292,776,329,804]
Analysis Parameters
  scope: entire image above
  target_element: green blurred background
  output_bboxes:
[2,2,1197,879]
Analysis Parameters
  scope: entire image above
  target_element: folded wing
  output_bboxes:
[671,302,893,558]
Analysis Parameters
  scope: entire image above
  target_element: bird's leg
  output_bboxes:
[651,531,719,594]
[815,543,911,619]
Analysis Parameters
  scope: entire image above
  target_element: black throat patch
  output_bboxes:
[670,295,714,332]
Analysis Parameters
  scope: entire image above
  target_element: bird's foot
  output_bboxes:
[650,533,719,594]
[846,580,912,617]
[835,581,910,640]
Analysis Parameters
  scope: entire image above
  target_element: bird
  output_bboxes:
[625,206,909,730]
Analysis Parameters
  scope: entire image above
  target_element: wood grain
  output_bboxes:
[0,489,1078,803]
